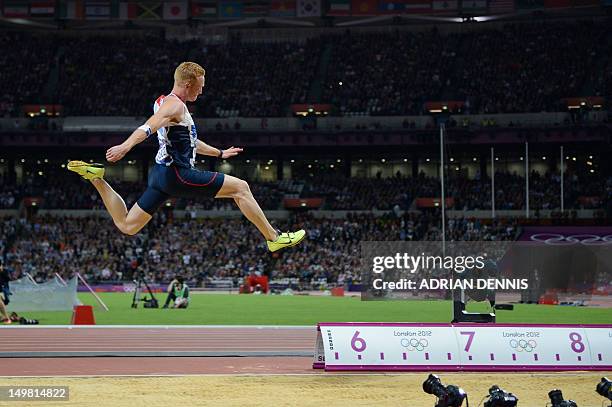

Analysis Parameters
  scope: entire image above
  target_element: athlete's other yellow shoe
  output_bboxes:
[267,229,306,252]
[67,160,105,180]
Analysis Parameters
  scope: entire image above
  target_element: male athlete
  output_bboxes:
[67,62,305,252]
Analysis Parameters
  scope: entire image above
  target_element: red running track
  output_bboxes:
[0,326,316,357]
[1,357,315,376]
[0,326,319,376]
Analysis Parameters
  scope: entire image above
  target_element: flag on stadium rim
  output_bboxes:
[30,1,56,17]
[489,0,516,12]
[243,1,269,16]
[163,1,187,19]
[462,0,487,9]
[404,0,433,10]
[118,2,134,19]
[351,0,377,14]
[297,0,321,16]
[59,0,85,19]
[328,0,351,15]
[378,0,432,13]
[432,0,459,10]
[191,1,217,18]
[118,2,163,19]
[132,2,162,19]
[378,0,406,12]
[219,1,243,18]
[3,1,29,17]
[270,0,296,16]
[85,0,111,20]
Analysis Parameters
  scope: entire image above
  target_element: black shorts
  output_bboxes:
[137,164,225,215]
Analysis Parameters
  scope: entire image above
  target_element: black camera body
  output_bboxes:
[484,386,518,407]
[143,297,159,308]
[548,389,578,407]
[423,374,467,407]
[596,377,612,402]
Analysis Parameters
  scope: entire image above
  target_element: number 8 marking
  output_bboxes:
[569,332,585,353]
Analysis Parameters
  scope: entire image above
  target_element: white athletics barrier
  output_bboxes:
[8,276,81,312]
[313,323,612,372]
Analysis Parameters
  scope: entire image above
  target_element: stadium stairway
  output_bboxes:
[581,28,612,97]
[306,42,333,103]
[438,33,464,102]
[42,45,65,103]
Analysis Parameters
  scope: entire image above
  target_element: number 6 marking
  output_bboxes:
[460,331,475,352]
[351,330,367,352]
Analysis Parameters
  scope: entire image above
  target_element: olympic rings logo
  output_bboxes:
[529,234,612,246]
[400,338,429,351]
[509,339,537,352]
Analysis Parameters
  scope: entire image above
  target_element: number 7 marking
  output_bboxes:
[460,331,475,352]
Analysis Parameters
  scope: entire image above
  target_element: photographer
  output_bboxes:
[162,276,190,309]
[0,263,11,324]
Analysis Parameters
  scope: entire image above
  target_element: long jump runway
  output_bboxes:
[1,326,608,407]
[0,326,316,376]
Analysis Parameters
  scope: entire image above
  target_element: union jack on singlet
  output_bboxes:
[152,93,198,169]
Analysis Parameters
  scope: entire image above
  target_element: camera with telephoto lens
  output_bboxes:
[423,374,467,407]
[596,377,612,404]
[484,385,518,407]
[548,389,577,407]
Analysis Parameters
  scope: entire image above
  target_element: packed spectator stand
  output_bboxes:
[0,212,519,287]
[1,17,611,291]
[0,169,609,212]
[0,19,610,118]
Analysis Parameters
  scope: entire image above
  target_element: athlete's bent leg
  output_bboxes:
[215,175,278,241]
[91,179,152,235]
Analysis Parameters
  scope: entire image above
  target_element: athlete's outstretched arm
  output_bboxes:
[106,99,183,162]
[196,140,243,159]
[89,98,183,236]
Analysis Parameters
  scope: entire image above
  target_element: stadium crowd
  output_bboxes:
[56,33,190,116]
[0,169,608,212]
[322,29,460,116]
[324,20,609,115]
[192,38,322,117]
[0,32,57,117]
[0,31,319,117]
[448,171,607,211]
[450,21,607,114]
[0,212,519,287]
[0,19,609,117]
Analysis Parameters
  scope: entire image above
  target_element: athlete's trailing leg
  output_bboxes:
[215,174,305,252]
[67,161,151,235]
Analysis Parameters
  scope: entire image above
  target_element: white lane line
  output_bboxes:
[0,372,604,379]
